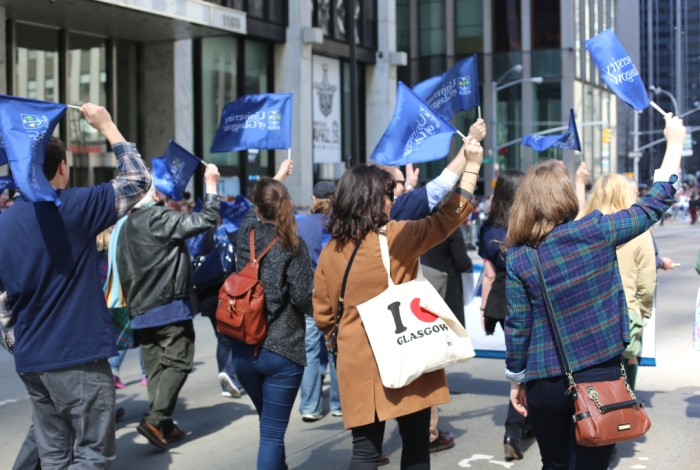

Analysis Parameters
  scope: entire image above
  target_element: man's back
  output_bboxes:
[0,184,117,372]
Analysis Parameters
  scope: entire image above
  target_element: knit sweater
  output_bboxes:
[236,208,314,366]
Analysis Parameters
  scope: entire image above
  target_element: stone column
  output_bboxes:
[274,0,314,205]
[483,0,494,194]
[520,0,534,171]
[140,39,195,162]
[560,0,576,178]
[365,0,398,158]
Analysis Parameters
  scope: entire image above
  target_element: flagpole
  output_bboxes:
[456,130,467,139]
[287,148,291,160]
[477,106,481,120]
[649,101,667,116]
[67,105,81,110]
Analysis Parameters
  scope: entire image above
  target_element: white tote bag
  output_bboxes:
[357,230,475,389]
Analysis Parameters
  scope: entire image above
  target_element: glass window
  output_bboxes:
[496,85,522,170]
[244,40,272,183]
[68,33,108,187]
[334,0,347,41]
[419,0,446,57]
[533,81,562,161]
[455,0,483,55]
[248,0,265,18]
[201,36,240,170]
[531,0,560,50]
[15,23,60,103]
[532,49,562,78]
[492,0,521,52]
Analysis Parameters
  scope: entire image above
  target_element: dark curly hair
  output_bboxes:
[327,165,396,250]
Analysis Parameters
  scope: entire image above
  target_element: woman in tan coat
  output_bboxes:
[313,136,483,469]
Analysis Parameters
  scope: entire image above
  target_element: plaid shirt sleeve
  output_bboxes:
[505,250,532,375]
[598,181,675,247]
[111,142,152,219]
[0,291,14,354]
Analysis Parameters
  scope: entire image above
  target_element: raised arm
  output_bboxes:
[574,161,588,215]
[391,136,483,254]
[80,103,151,219]
[600,115,685,247]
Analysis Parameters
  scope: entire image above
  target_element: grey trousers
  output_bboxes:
[19,359,116,469]
[12,424,41,470]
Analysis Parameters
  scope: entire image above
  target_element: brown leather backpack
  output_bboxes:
[216,228,278,349]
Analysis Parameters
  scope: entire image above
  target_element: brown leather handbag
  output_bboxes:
[216,228,278,349]
[531,247,651,447]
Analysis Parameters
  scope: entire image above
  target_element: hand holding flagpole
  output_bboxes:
[649,101,667,116]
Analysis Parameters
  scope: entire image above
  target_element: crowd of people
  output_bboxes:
[0,100,688,470]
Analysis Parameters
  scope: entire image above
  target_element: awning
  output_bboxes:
[0,0,247,42]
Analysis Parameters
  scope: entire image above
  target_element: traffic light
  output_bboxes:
[602,128,612,144]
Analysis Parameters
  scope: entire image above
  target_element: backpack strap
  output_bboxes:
[249,228,279,264]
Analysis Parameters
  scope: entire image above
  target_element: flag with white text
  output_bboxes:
[412,55,480,121]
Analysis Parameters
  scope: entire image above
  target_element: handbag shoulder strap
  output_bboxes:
[340,242,361,305]
[529,246,573,377]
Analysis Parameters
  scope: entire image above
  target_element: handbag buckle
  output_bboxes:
[587,386,604,413]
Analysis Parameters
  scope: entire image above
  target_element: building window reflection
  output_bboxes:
[455,0,483,55]
[531,0,560,50]
[492,0,521,52]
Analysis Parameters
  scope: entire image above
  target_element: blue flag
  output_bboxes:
[220,195,253,233]
[151,140,201,201]
[192,198,203,213]
[521,109,581,152]
[370,83,458,166]
[210,93,293,153]
[0,95,67,205]
[0,175,16,192]
[586,29,650,112]
[412,55,480,120]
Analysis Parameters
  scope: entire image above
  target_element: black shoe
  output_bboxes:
[115,407,126,423]
[521,424,534,439]
[504,437,523,461]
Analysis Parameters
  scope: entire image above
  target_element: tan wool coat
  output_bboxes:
[313,193,472,429]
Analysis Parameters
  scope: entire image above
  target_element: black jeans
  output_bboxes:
[525,359,620,470]
[350,408,431,470]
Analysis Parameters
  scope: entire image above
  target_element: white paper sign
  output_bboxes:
[312,55,342,163]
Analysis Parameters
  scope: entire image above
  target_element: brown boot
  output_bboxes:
[164,425,186,444]
[137,420,168,450]
[429,430,455,453]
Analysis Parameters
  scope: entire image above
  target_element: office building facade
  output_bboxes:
[0,0,402,204]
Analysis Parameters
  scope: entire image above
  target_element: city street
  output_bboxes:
[1,221,699,469]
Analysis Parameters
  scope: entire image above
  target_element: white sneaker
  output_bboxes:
[218,372,242,398]
[301,413,323,422]
[331,410,343,417]
[221,391,233,398]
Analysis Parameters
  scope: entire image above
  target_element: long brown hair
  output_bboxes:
[328,164,396,250]
[252,178,299,252]
[506,160,579,248]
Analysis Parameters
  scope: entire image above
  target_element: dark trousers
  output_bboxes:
[230,342,304,470]
[206,313,237,378]
[350,408,431,470]
[505,400,527,441]
[526,374,616,470]
[18,360,115,469]
[137,320,195,435]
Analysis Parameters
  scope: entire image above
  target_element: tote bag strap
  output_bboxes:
[378,227,426,287]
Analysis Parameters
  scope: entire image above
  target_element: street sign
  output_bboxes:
[682,134,693,157]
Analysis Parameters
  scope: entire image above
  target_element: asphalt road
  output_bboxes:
[1,221,699,469]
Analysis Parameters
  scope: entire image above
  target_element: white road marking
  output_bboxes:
[638,457,650,460]
[458,454,495,468]
[0,399,17,406]
[631,466,647,469]
[488,461,515,468]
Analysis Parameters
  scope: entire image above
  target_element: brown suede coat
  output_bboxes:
[313,193,473,429]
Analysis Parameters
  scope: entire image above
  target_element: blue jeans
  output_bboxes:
[299,316,341,415]
[230,342,304,470]
[108,348,146,376]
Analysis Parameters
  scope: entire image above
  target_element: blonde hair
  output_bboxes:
[96,229,110,252]
[310,197,331,214]
[506,160,579,248]
[581,174,636,217]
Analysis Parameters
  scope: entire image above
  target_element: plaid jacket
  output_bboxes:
[505,181,675,382]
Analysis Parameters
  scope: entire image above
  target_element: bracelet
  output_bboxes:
[463,170,479,176]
